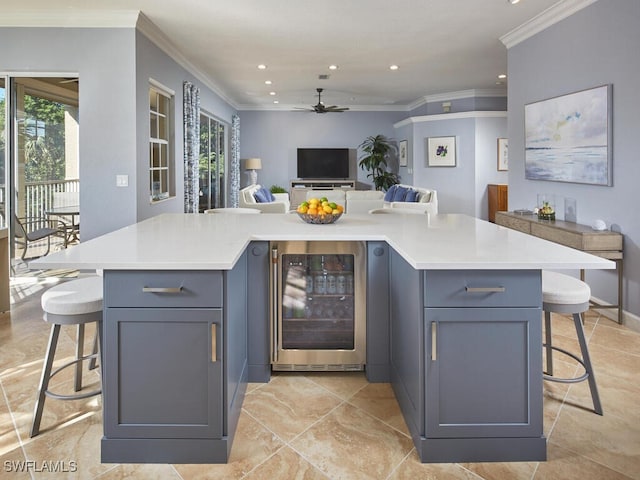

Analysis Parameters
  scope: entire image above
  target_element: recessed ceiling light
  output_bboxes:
[273,100,279,104]
[389,65,399,71]
[269,91,276,96]
[328,65,338,70]
[257,64,267,70]
[498,74,507,79]
[508,0,521,4]
[265,80,272,85]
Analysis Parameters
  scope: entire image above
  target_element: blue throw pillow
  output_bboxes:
[253,188,268,203]
[405,189,419,202]
[392,185,409,202]
[384,185,397,202]
[264,188,276,202]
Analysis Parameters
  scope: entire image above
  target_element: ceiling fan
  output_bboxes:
[297,88,349,113]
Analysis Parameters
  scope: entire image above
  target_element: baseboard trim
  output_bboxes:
[590,295,640,333]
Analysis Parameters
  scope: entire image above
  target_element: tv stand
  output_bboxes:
[290,179,355,206]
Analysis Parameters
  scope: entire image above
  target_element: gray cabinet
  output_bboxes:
[389,250,546,463]
[101,257,248,464]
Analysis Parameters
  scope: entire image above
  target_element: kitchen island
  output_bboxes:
[31,213,614,464]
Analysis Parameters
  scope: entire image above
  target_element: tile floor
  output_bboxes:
[1,275,639,479]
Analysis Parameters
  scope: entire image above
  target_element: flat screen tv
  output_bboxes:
[297,148,350,179]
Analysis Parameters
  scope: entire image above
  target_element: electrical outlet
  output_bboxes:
[116,175,128,187]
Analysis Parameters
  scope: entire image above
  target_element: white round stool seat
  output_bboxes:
[41,277,103,318]
[542,271,590,306]
[204,207,261,214]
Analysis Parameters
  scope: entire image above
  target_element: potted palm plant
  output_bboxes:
[358,134,399,191]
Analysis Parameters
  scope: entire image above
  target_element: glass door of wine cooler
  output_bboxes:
[271,241,366,370]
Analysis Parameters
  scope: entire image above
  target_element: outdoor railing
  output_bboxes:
[22,179,79,229]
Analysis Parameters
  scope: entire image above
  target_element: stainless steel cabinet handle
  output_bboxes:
[211,324,217,363]
[142,286,183,293]
[431,321,437,361]
[465,286,506,293]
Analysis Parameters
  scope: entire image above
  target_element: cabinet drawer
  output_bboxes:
[105,270,223,308]
[424,270,540,308]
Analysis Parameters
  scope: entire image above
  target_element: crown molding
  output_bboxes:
[135,13,238,109]
[393,111,507,129]
[236,103,408,112]
[0,10,139,27]
[406,88,507,111]
[500,0,599,49]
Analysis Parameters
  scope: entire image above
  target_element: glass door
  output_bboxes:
[198,113,227,212]
[272,241,366,370]
[282,252,355,350]
[0,77,6,229]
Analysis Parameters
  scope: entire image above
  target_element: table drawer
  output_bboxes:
[424,270,540,308]
[105,270,223,308]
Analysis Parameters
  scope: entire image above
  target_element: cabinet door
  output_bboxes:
[424,307,542,438]
[103,308,223,439]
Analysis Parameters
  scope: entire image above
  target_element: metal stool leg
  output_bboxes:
[89,328,99,371]
[31,324,61,437]
[544,311,554,376]
[572,313,603,415]
[75,324,85,392]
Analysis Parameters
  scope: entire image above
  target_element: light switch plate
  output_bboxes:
[116,175,128,187]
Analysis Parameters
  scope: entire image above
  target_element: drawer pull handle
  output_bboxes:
[142,286,183,293]
[211,324,217,363]
[465,286,505,293]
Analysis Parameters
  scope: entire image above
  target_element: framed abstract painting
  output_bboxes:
[427,136,456,167]
[525,84,612,186]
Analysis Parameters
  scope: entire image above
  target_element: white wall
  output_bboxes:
[507,0,640,318]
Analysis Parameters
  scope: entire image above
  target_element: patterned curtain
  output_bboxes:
[230,114,241,207]
[183,82,200,213]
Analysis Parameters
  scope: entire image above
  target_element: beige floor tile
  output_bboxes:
[95,464,183,479]
[241,374,342,442]
[290,402,413,480]
[0,447,31,480]
[243,446,328,480]
[348,382,410,436]
[21,411,110,480]
[548,403,640,479]
[534,443,634,480]
[390,450,481,480]
[590,322,640,354]
[461,459,537,480]
[303,370,369,400]
[174,412,284,480]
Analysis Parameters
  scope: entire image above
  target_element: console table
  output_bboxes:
[495,211,624,323]
[290,179,355,207]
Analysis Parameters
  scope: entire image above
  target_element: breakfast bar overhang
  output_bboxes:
[31,213,614,464]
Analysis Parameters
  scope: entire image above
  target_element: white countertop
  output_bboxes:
[30,213,615,271]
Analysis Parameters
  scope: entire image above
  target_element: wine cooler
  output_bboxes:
[270,241,366,371]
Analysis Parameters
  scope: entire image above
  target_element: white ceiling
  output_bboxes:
[1,0,593,110]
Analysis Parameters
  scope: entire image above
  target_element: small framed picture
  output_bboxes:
[497,138,508,171]
[427,136,456,167]
[399,140,408,167]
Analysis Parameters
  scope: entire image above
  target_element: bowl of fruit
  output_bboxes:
[296,197,345,224]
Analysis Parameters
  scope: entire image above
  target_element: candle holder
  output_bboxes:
[537,194,556,221]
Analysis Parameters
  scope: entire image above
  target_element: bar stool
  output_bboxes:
[30,276,103,437]
[542,271,603,415]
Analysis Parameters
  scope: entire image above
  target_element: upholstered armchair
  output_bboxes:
[239,184,290,213]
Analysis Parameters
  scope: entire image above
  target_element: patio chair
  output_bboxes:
[14,215,68,260]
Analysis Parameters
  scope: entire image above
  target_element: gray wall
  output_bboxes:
[0,26,236,240]
[0,27,138,239]
[237,110,406,191]
[400,114,507,217]
[507,0,639,318]
[135,31,236,221]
